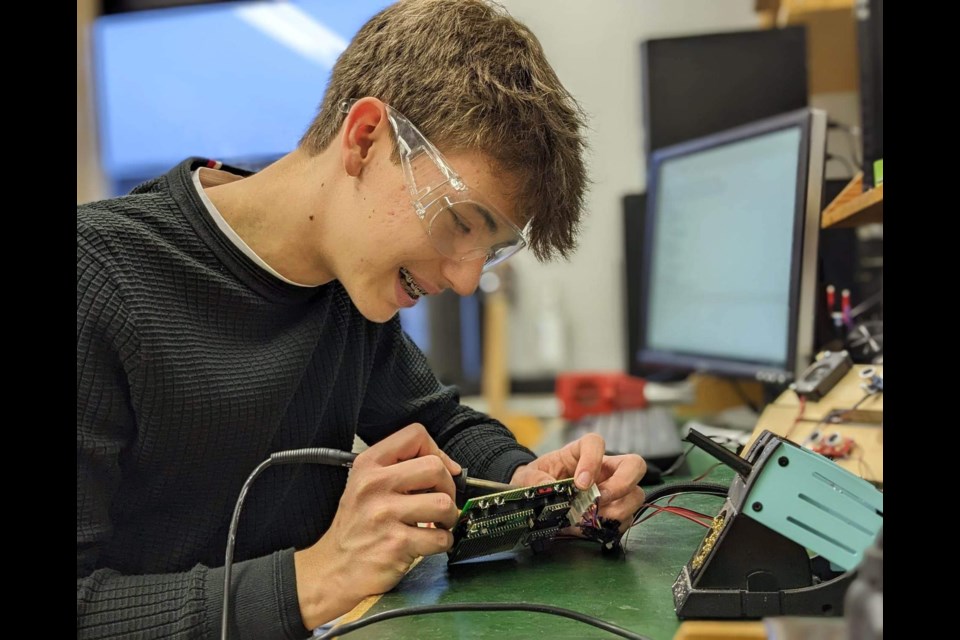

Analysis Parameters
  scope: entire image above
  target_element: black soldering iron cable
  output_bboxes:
[222,448,356,640]
[314,602,654,640]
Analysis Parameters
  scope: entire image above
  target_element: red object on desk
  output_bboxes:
[555,372,648,421]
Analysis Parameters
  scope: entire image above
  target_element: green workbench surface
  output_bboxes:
[344,457,735,640]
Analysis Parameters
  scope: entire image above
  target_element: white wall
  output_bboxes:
[78,0,105,204]
[498,0,763,377]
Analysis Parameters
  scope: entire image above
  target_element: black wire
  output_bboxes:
[222,448,356,640]
[620,481,729,557]
[850,390,879,412]
[315,602,653,640]
[631,482,729,526]
[661,444,694,477]
[819,391,879,427]
[222,457,274,640]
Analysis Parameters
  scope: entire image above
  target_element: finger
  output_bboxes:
[389,456,458,501]
[513,467,556,488]
[363,423,462,476]
[569,433,606,490]
[597,487,646,533]
[595,454,647,505]
[394,492,460,530]
[407,525,456,557]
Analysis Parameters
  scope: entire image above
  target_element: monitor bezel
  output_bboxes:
[634,108,827,384]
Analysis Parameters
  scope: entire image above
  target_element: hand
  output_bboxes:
[293,424,461,629]
[510,433,646,532]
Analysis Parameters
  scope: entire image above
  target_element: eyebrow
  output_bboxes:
[466,203,499,234]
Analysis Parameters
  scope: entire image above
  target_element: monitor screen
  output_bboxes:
[91,0,392,193]
[399,292,483,396]
[635,109,827,384]
[641,27,808,157]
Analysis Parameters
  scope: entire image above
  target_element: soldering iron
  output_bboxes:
[221,447,515,640]
[270,447,516,497]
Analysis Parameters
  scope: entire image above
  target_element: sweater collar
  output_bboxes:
[165,157,324,305]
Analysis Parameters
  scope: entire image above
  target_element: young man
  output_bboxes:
[77,1,647,638]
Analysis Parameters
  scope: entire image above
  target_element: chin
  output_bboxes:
[365,307,400,324]
[339,274,402,324]
[350,296,399,324]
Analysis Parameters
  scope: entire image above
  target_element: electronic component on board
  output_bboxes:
[448,478,581,564]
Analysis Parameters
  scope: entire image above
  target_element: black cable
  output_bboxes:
[222,448,357,640]
[661,444,694,477]
[640,482,729,506]
[631,482,729,526]
[315,602,653,640]
[221,458,273,640]
[850,390,879,412]
[620,481,729,555]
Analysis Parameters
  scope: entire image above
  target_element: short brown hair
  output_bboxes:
[299,0,588,261]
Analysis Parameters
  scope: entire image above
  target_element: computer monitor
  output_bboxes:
[856,0,883,190]
[399,292,484,397]
[634,108,827,384]
[641,27,809,157]
[91,0,392,195]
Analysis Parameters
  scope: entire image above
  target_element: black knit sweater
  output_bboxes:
[76,157,536,639]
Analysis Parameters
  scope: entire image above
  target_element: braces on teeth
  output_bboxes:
[400,268,426,298]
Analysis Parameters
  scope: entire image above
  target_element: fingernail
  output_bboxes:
[446,456,462,474]
[577,471,592,488]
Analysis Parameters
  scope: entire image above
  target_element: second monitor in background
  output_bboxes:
[634,108,828,385]
[640,26,809,157]
[399,292,484,397]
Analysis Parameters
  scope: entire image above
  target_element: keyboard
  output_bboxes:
[565,407,684,462]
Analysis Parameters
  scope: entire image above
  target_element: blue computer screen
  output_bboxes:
[92,0,391,185]
[645,127,802,367]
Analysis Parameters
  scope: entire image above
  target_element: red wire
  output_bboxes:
[662,505,713,521]
[785,395,807,439]
[633,504,711,528]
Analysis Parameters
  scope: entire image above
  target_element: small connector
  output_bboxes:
[567,483,601,527]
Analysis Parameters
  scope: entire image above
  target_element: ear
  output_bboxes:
[340,98,391,178]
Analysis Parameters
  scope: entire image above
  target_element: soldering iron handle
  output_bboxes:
[269,448,358,467]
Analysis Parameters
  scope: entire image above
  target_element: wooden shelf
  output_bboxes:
[821,173,883,228]
[756,0,854,23]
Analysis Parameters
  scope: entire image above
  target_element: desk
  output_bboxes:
[339,462,735,640]
[744,364,882,484]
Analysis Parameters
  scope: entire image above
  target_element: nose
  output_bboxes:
[440,257,485,296]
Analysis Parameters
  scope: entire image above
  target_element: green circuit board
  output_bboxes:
[448,478,586,564]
